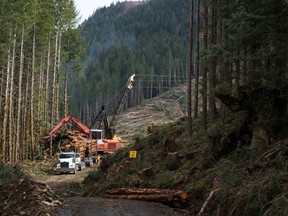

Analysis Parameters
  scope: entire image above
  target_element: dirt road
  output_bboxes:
[38,165,189,216]
[54,197,188,216]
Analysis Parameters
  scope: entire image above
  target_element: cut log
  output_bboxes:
[103,194,175,202]
[103,188,188,205]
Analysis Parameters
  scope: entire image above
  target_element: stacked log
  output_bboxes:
[103,188,188,207]
[61,131,127,159]
[60,131,97,159]
[58,131,128,158]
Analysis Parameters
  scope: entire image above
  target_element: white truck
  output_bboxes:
[56,152,85,174]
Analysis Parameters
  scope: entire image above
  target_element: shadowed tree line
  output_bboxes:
[0,0,82,162]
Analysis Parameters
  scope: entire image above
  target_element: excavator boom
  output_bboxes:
[108,74,135,136]
[41,116,90,141]
[89,74,135,140]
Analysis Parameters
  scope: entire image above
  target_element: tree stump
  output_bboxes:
[167,152,181,171]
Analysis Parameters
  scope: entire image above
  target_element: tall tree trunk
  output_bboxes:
[30,27,36,160]
[219,0,228,115]
[50,31,59,157]
[2,43,11,162]
[38,55,45,140]
[55,31,62,121]
[64,63,68,117]
[23,78,29,160]
[15,25,25,162]
[188,0,194,137]
[194,0,200,118]
[9,32,17,162]
[0,68,3,115]
[202,0,208,129]
[45,37,51,124]
[209,0,217,118]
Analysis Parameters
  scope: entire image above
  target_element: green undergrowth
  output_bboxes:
[0,163,27,185]
[83,112,288,215]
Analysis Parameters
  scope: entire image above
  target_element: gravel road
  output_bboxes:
[54,197,189,216]
[38,165,189,216]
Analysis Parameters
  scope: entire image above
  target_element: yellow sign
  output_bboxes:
[129,150,137,158]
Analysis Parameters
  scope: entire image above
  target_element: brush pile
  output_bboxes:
[0,164,62,216]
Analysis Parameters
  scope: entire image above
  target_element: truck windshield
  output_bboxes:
[60,154,75,159]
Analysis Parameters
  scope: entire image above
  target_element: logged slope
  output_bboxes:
[116,85,187,142]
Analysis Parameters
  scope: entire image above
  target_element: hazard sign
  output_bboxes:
[129,150,137,158]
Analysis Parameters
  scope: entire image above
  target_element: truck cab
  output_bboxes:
[57,152,78,174]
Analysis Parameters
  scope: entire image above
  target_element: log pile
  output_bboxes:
[103,188,189,207]
[60,131,96,159]
[58,131,128,158]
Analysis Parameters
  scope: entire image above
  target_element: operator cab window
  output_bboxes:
[60,153,75,159]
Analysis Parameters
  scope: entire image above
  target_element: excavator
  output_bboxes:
[41,74,135,155]
[89,74,135,153]
[90,74,135,139]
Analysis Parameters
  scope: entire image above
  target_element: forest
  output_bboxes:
[80,2,288,215]
[73,0,190,122]
[0,0,81,162]
[0,0,287,167]
[74,0,288,140]
[0,0,288,215]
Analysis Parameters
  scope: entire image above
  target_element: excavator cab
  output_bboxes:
[90,129,102,140]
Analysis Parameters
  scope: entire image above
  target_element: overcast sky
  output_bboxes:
[74,0,133,24]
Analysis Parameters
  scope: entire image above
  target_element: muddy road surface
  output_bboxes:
[38,165,189,216]
[54,197,188,216]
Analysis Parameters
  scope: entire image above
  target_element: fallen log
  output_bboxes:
[103,188,188,205]
[103,194,176,202]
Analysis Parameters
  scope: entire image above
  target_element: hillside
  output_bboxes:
[70,0,189,119]
[116,85,187,142]
[0,81,287,215]
[83,83,288,215]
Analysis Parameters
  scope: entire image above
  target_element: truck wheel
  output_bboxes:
[78,164,82,171]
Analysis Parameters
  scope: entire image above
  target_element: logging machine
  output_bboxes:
[41,74,135,171]
[89,74,135,154]
[90,74,135,140]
